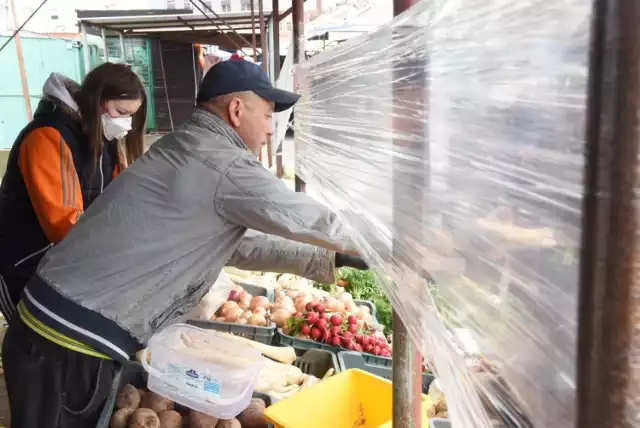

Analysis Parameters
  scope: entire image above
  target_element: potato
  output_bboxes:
[188,410,219,428]
[215,419,241,428]
[158,410,182,428]
[116,384,141,410]
[129,408,160,428]
[237,399,268,428]
[110,407,135,428]
[140,391,174,414]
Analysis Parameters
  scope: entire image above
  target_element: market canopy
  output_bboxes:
[76,8,269,50]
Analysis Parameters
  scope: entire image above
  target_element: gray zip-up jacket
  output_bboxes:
[23,109,357,362]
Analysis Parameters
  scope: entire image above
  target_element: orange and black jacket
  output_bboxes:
[0,99,122,315]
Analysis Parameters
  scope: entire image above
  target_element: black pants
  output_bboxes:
[0,268,31,323]
[3,316,116,428]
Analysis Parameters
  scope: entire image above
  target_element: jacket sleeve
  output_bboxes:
[226,230,337,283]
[18,127,84,243]
[214,155,359,255]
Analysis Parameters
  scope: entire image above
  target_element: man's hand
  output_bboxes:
[335,253,369,270]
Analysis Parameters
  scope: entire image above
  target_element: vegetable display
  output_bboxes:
[110,385,269,428]
[284,300,392,356]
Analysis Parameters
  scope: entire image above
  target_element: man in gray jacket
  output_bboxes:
[3,60,366,428]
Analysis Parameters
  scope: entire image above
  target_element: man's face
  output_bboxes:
[231,94,274,155]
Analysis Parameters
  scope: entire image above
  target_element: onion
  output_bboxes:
[346,300,358,314]
[250,296,271,311]
[220,301,239,316]
[357,319,366,329]
[359,305,371,315]
[224,307,243,322]
[363,314,374,325]
[240,310,253,320]
[253,306,267,315]
[286,290,298,300]
[228,290,241,302]
[324,296,338,312]
[247,314,267,326]
[334,301,346,314]
[275,289,286,303]
[338,292,353,303]
[271,309,291,328]
[236,318,248,324]
[233,284,245,293]
[279,296,295,309]
[238,293,252,310]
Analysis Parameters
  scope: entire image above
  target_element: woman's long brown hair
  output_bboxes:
[74,62,147,167]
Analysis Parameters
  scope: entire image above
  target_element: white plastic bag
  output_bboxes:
[183,271,235,321]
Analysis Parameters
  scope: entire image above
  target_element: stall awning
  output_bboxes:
[76,8,271,50]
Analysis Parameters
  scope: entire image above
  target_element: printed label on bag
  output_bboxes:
[164,363,221,398]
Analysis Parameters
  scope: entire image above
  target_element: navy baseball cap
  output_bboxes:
[197,60,300,112]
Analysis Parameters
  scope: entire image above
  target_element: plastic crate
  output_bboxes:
[264,369,432,428]
[354,299,377,320]
[97,361,273,428]
[293,348,340,379]
[338,351,435,393]
[276,328,340,353]
[429,418,452,428]
[187,319,276,344]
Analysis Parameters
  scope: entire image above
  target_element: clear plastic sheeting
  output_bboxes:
[294,0,589,426]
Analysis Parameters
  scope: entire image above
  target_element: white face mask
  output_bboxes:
[101,114,133,141]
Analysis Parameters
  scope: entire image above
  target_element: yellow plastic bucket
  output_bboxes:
[264,369,433,428]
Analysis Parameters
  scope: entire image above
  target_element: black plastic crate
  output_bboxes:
[97,361,273,428]
[430,418,452,428]
[187,319,276,344]
[337,351,435,393]
[293,348,340,379]
[232,279,275,302]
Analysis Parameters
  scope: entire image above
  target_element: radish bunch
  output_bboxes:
[285,301,392,357]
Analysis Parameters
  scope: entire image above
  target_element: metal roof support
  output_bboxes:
[267,15,275,81]
[191,0,259,53]
[157,41,175,132]
[188,0,249,54]
[9,0,32,121]
[576,0,640,426]
[119,32,127,62]
[251,0,258,62]
[277,0,308,22]
[259,0,273,168]
[292,0,306,193]
[80,22,91,76]
[272,0,281,79]
[101,27,109,62]
[392,0,424,426]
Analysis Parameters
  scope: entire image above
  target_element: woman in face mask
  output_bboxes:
[0,62,146,322]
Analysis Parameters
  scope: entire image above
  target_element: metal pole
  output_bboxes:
[576,0,640,426]
[267,16,275,81]
[191,0,259,53]
[158,41,174,132]
[392,0,424,426]
[272,0,281,79]
[119,32,127,62]
[9,0,32,121]
[81,23,91,75]
[188,0,249,54]
[251,0,258,62]
[259,0,273,167]
[101,27,109,63]
[292,0,306,192]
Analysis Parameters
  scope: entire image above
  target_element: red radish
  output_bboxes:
[345,341,355,351]
[342,331,353,341]
[330,326,342,336]
[377,338,387,347]
[354,344,363,352]
[381,349,392,357]
[341,337,352,348]
[315,319,328,330]
[365,344,374,353]
[348,324,357,334]
[372,346,381,355]
[348,315,357,325]
[293,312,303,318]
[305,312,319,325]
[320,312,330,321]
[330,336,341,346]
[305,302,315,312]
[300,324,311,335]
[318,329,328,342]
[228,290,241,302]
[355,334,364,344]
[310,327,322,340]
[361,336,369,346]
[315,303,326,313]
[330,314,342,326]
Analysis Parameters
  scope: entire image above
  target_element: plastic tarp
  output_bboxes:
[293,0,590,426]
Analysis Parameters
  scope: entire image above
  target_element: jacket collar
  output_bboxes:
[189,108,249,151]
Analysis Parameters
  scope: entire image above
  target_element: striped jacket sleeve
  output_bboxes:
[18,127,84,243]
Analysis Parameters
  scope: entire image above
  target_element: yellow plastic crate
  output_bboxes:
[264,369,432,428]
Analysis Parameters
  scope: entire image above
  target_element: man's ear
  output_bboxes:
[228,98,242,128]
